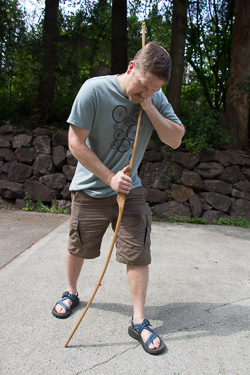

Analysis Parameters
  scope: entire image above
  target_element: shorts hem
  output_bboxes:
[67,247,100,260]
[116,254,151,266]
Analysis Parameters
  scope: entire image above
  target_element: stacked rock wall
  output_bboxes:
[140,140,250,222]
[1,125,250,222]
[0,125,75,212]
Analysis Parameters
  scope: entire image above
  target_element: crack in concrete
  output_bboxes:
[205,297,250,313]
[177,323,206,332]
[168,298,250,335]
[75,343,139,374]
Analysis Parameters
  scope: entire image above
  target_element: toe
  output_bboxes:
[153,337,161,348]
[55,304,66,314]
[148,336,160,349]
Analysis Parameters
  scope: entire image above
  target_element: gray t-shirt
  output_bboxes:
[67,75,181,198]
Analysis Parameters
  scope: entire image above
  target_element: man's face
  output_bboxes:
[125,61,165,103]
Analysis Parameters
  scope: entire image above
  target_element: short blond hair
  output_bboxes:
[133,42,171,83]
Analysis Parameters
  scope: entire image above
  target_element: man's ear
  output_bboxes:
[127,61,135,74]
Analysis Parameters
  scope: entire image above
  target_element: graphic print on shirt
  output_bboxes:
[110,105,143,153]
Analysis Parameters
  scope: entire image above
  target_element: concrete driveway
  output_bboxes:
[0,209,249,374]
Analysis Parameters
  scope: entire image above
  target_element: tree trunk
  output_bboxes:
[222,0,250,149]
[111,0,127,74]
[166,0,188,117]
[38,0,60,117]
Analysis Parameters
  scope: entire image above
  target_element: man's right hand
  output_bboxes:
[109,166,132,194]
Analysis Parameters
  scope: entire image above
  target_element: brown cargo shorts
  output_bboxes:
[68,187,152,266]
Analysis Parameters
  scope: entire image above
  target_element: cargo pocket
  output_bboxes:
[69,216,83,250]
[144,212,151,250]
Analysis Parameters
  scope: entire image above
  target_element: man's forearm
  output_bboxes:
[70,140,115,186]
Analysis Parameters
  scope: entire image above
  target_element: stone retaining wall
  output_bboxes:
[0,124,250,222]
[0,125,74,212]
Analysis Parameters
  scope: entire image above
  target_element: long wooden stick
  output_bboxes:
[64,21,146,348]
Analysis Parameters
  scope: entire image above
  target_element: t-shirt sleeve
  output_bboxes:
[67,79,96,131]
[153,90,182,125]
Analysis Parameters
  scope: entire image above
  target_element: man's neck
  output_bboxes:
[117,73,127,96]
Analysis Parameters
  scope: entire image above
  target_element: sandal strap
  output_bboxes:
[56,300,69,313]
[132,319,153,335]
[62,291,78,302]
[55,291,78,313]
[146,332,158,347]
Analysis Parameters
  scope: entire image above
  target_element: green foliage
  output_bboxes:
[180,102,231,154]
[168,214,207,224]
[23,196,68,213]
[0,0,113,125]
[165,168,174,182]
[186,0,235,111]
[0,0,242,159]
[39,0,113,123]
[151,211,163,221]
[168,213,250,228]
[213,216,250,228]
[144,3,172,51]
[127,0,172,57]
[0,0,176,126]
[23,195,35,211]
[0,0,28,120]
[164,146,174,157]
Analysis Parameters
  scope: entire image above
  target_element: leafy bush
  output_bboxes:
[181,104,230,155]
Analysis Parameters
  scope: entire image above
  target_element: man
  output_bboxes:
[52,42,185,355]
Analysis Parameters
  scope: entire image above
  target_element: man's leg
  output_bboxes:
[54,250,84,314]
[127,265,160,349]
